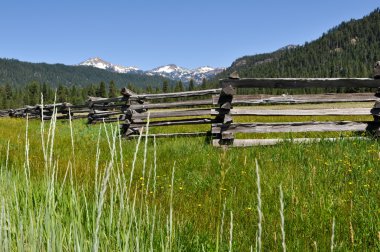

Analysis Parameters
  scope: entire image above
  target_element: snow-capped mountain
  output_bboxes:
[79,58,224,83]
[79,57,140,74]
[147,64,225,83]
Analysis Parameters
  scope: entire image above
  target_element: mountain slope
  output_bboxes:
[0,58,174,88]
[215,8,380,81]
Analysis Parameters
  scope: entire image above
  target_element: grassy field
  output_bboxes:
[0,109,379,251]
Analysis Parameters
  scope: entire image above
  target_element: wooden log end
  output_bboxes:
[220,102,232,110]
[213,138,234,147]
[121,87,137,97]
[228,71,240,80]
[221,132,234,140]
[223,114,233,124]
[374,61,380,79]
[221,85,236,96]
[373,100,380,109]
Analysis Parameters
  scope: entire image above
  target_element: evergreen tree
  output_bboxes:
[145,85,153,94]
[97,81,107,97]
[127,83,136,93]
[70,85,82,104]
[27,81,40,105]
[108,80,118,98]
[200,78,207,90]
[87,84,96,96]
[0,86,6,109]
[57,84,68,103]
[174,81,184,92]
[42,82,49,102]
[162,80,169,93]
[188,79,195,91]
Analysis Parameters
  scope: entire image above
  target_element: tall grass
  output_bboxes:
[0,114,379,250]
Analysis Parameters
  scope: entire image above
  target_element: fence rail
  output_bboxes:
[220,78,380,89]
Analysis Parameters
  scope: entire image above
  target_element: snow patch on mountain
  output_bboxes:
[79,58,225,83]
[147,64,224,83]
[79,57,140,73]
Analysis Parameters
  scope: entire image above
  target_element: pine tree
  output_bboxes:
[57,84,68,103]
[108,80,118,98]
[174,81,184,92]
[201,78,207,90]
[97,81,107,97]
[42,82,49,102]
[87,84,96,96]
[162,80,169,93]
[27,81,40,105]
[145,85,153,93]
[127,83,136,92]
[188,79,195,91]
[70,85,82,104]
[0,86,6,109]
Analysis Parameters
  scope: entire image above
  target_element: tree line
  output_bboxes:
[0,78,209,109]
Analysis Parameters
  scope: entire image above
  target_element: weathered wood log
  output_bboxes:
[120,87,137,97]
[212,93,377,105]
[43,114,88,120]
[127,132,210,138]
[67,108,91,113]
[132,109,212,119]
[220,78,380,89]
[212,121,380,134]
[211,108,375,116]
[88,117,120,124]
[91,110,123,116]
[130,118,215,127]
[0,110,10,117]
[131,89,221,100]
[132,100,214,110]
[87,89,221,105]
[92,99,214,110]
[229,71,240,80]
[213,137,369,147]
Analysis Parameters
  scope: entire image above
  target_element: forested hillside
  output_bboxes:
[0,58,173,89]
[0,59,179,108]
[215,8,380,81]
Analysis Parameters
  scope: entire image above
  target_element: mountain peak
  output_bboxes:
[148,64,224,83]
[79,57,140,73]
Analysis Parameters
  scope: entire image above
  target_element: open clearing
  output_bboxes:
[0,102,379,250]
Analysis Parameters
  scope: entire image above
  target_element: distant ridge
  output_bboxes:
[0,58,174,89]
[79,57,225,84]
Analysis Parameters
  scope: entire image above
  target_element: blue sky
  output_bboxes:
[0,0,378,70]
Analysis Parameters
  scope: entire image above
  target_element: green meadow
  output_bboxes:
[0,110,379,251]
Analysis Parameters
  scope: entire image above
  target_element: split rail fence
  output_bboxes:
[1,62,380,147]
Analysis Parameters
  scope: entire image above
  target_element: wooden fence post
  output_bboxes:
[371,101,380,136]
[119,87,146,137]
[372,61,380,136]
[214,72,238,145]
